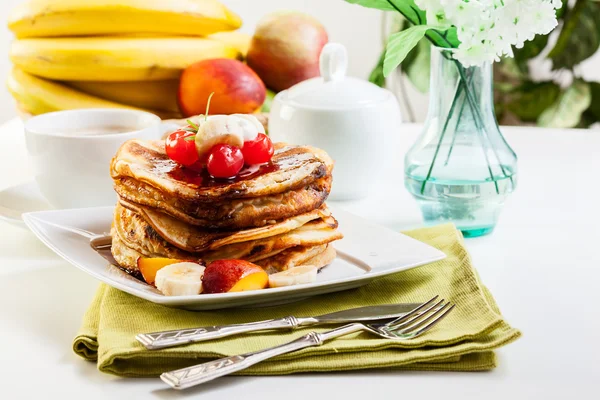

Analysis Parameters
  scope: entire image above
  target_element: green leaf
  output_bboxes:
[577,110,597,128]
[555,0,569,20]
[347,0,459,50]
[548,0,600,70]
[401,24,420,71]
[506,81,561,121]
[344,0,396,11]
[368,17,408,88]
[404,39,430,92]
[345,0,426,26]
[383,25,434,77]
[426,27,459,48]
[537,80,592,128]
[368,50,386,87]
[585,81,600,121]
[513,34,549,74]
[186,119,199,130]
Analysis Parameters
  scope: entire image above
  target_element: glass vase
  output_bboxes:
[404,47,518,237]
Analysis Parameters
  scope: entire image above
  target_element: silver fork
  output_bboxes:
[161,297,455,390]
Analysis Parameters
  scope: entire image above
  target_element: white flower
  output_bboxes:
[413,0,562,66]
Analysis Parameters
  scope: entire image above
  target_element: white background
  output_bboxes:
[1,119,600,399]
[0,0,384,123]
[1,0,600,124]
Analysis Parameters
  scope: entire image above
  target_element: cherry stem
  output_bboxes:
[205,92,215,121]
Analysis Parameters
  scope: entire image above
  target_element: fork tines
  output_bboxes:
[383,296,455,338]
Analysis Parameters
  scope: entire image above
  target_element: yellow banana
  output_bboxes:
[207,31,252,58]
[8,0,242,38]
[94,31,251,56]
[10,37,240,81]
[7,68,178,118]
[68,80,180,113]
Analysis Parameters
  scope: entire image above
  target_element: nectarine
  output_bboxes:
[178,58,266,117]
[246,12,328,92]
[202,259,268,294]
[137,257,196,286]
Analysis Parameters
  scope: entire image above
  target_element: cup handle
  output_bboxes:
[320,43,348,82]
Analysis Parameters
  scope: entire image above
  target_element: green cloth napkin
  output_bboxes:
[73,224,521,377]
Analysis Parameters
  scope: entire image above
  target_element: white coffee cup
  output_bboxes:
[24,109,175,209]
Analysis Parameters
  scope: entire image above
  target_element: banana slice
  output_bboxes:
[232,114,265,141]
[155,262,205,296]
[268,265,318,288]
[195,114,264,160]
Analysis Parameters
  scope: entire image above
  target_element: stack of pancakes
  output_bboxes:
[109,139,342,275]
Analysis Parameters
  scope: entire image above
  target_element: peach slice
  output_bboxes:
[137,257,195,286]
[202,259,269,294]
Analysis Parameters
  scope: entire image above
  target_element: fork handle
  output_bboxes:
[161,323,365,390]
[136,316,318,350]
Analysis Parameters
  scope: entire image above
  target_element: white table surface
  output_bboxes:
[1,117,598,399]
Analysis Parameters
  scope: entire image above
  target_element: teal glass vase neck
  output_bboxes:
[404,47,518,237]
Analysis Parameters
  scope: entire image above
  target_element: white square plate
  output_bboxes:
[22,206,445,310]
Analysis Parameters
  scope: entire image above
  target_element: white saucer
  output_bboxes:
[0,181,52,228]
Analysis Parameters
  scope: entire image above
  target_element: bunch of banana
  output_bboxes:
[6,0,251,118]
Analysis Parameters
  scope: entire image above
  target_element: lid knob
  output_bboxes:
[319,43,347,83]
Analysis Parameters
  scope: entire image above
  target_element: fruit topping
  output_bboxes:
[206,143,245,178]
[232,114,265,141]
[155,262,206,296]
[165,94,274,178]
[268,265,318,288]
[137,257,197,286]
[165,128,199,167]
[194,115,246,161]
[242,133,274,165]
[202,259,269,294]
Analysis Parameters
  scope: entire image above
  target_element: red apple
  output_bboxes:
[202,259,269,294]
[246,11,328,92]
[178,58,266,117]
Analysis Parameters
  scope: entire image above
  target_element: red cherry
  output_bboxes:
[206,144,244,178]
[165,129,199,166]
[242,133,274,165]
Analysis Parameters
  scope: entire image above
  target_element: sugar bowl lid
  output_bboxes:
[281,43,391,109]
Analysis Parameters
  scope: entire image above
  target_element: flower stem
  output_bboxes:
[460,70,514,187]
[420,81,464,195]
[453,64,500,194]
[443,96,466,166]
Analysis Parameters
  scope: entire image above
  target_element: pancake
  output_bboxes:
[111,140,333,201]
[112,232,334,275]
[304,243,337,268]
[113,203,191,260]
[109,137,341,283]
[201,220,342,262]
[110,140,333,229]
[257,244,329,274]
[120,200,333,252]
[111,233,141,274]
[113,204,342,265]
[114,174,332,229]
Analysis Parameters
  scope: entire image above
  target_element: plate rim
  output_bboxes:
[22,206,446,307]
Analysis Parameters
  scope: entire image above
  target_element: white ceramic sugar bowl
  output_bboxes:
[269,43,403,200]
